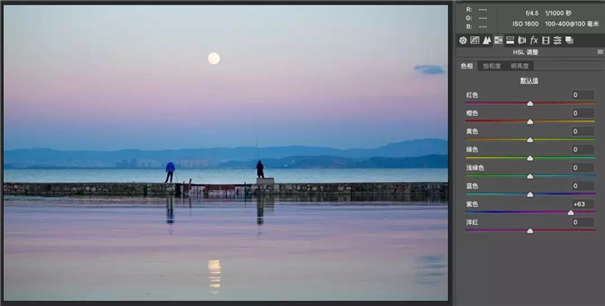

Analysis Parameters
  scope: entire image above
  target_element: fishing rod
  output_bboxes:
[255,130,260,159]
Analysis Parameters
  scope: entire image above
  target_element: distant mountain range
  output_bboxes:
[218,154,447,169]
[4,138,448,169]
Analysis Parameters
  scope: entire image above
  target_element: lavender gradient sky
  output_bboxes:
[4,5,448,151]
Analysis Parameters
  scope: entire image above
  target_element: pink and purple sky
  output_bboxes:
[4,5,448,151]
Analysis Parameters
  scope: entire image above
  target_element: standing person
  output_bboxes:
[256,160,265,179]
[165,161,176,183]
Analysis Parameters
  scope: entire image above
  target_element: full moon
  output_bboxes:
[208,52,220,65]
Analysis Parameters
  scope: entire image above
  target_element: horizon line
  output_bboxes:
[4,138,448,152]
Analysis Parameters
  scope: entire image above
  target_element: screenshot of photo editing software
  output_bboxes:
[1,1,604,305]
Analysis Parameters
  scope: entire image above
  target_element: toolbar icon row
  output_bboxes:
[459,35,492,45]
[493,35,574,46]
[456,34,588,47]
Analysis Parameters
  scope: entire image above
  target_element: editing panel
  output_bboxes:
[453,2,605,306]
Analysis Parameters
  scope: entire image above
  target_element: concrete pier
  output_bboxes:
[3,182,448,197]
[3,183,176,197]
[257,178,275,185]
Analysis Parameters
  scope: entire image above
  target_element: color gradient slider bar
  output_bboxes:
[465,101,595,105]
[466,228,595,233]
[466,192,596,196]
[466,119,595,123]
[466,137,595,142]
[466,210,596,215]
[466,174,595,178]
[466,156,595,160]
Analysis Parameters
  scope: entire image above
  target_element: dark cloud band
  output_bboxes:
[414,65,446,75]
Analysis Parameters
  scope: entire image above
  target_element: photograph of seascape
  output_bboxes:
[3,5,449,301]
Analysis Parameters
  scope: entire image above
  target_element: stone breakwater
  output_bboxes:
[3,182,448,197]
[3,183,176,197]
[249,182,448,195]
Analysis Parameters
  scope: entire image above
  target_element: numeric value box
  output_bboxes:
[572,90,595,100]
[572,181,595,191]
[572,163,595,173]
[572,108,595,119]
[572,145,595,155]
[572,199,595,210]
[572,127,595,137]
[572,217,595,228]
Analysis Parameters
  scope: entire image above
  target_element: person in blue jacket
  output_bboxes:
[165,161,176,183]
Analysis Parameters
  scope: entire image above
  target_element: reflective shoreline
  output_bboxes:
[4,199,447,301]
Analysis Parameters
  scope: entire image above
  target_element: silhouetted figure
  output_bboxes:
[165,161,175,183]
[256,160,265,179]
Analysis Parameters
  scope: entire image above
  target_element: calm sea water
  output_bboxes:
[3,197,448,301]
[3,168,447,184]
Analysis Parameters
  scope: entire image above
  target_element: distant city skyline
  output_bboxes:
[4,5,448,151]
